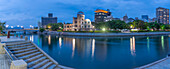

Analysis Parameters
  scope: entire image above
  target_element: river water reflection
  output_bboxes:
[26,35,169,69]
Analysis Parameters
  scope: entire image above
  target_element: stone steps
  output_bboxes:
[4,41,63,69]
[6,41,31,46]
[12,47,37,54]
[9,45,35,51]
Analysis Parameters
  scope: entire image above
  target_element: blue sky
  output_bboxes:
[0,0,169,28]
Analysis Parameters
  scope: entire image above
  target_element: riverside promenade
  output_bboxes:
[0,36,72,69]
[0,36,24,69]
[136,56,170,69]
[60,32,170,37]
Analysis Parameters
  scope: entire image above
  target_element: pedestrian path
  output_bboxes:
[137,57,170,69]
[0,54,10,69]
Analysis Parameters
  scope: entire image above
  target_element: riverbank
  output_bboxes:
[136,56,170,69]
[55,32,170,37]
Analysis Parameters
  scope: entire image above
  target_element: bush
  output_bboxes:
[39,28,45,32]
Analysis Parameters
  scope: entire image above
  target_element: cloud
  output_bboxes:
[0,0,168,28]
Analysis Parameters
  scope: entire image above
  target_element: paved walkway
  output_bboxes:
[0,36,24,42]
[0,54,10,69]
[137,57,170,69]
[0,36,24,69]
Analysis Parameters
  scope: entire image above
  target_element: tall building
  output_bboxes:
[41,13,58,28]
[156,7,169,24]
[123,14,128,23]
[94,9,111,23]
[135,17,139,20]
[149,18,157,23]
[72,11,94,31]
[142,15,149,22]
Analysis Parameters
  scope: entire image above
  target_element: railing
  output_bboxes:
[3,46,17,60]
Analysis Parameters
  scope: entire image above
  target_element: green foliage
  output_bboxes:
[39,28,45,32]
[93,19,170,32]
[47,23,63,31]
[94,20,129,30]
[0,21,6,34]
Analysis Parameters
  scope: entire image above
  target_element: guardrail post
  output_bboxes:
[0,43,6,54]
[10,59,27,69]
[25,36,28,41]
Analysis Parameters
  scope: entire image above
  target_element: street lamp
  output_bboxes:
[102,28,106,31]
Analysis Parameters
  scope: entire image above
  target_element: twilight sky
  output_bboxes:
[0,0,169,28]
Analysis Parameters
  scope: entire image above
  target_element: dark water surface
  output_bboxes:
[26,35,169,69]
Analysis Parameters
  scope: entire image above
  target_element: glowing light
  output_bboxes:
[161,36,164,50]
[102,28,106,31]
[30,35,34,42]
[21,26,24,28]
[48,26,51,29]
[130,37,136,56]
[92,39,95,58]
[11,26,14,28]
[72,38,75,58]
[6,25,9,28]
[147,37,150,52]
[48,35,51,45]
[17,25,20,27]
[95,10,108,13]
[59,37,62,47]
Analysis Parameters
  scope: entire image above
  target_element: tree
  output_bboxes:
[47,23,63,31]
[0,21,6,34]
[39,28,45,32]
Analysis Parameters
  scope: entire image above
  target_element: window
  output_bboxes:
[88,25,90,28]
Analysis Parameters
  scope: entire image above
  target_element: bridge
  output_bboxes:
[3,29,39,34]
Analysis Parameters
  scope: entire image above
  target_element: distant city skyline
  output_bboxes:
[0,0,169,28]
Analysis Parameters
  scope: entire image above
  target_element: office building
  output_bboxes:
[123,14,128,23]
[41,13,58,28]
[94,9,111,23]
[142,15,149,22]
[156,7,169,24]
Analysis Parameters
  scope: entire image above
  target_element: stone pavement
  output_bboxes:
[0,36,25,42]
[0,36,24,69]
[0,54,10,69]
[137,57,170,69]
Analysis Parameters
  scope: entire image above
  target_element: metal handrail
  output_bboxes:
[3,46,17,60]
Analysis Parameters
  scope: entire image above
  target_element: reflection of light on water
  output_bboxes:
[48,35,51,45]
[72,38,75,58]
[92,39,95,58]
[38,38,40,45]
[147,37,150,51]
[161,36,164,50]
[30,35,34,42]
[130,37,136,56]
[59,37,62,47]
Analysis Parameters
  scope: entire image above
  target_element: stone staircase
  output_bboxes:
[3,41,69,69]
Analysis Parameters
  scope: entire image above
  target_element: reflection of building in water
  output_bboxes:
[48,35,51,45]
[91,39,95,58]
[94,39,107,61]
[30,35,34,42]
[161,36,164,50]
[59,37,62,48]
[72,38,75,58]
[130,37,136,56]
[147,37,150,51]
